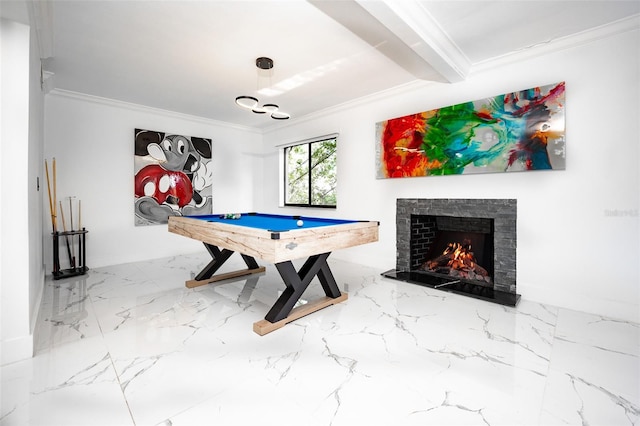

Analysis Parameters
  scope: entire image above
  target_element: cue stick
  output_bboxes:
[68,196,76,268]
[70,197,77,269]
[53,158,57,229]
[77,199,82,269]
[59,201,75,268]
[44,160,56,232]
[69,197,74,231]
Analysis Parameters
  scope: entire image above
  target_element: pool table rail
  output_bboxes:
[168,216,379,264]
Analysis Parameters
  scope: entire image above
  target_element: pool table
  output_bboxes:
[168,213,379,334]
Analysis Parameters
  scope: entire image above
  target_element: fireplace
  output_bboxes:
[414,215,494,285]
[383,199,520,306]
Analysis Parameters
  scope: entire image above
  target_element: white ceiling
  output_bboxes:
[3,0,639,129]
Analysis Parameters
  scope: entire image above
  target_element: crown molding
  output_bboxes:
[47,89,261,134]
[472,13,640,75]
[41,70,54,94]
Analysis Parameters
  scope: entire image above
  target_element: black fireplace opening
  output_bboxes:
[411,215,494,287]
[383,199,520,307]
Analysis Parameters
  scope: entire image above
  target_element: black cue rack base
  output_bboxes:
[52,228,88,280]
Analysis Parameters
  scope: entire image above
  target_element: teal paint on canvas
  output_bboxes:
[376,82,566,178]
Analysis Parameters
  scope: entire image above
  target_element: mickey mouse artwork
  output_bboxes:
[134,128,213,225]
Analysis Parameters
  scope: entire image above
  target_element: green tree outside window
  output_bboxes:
[284,137,336,207]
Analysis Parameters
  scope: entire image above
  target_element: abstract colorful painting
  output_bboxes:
[376,82,565,178]
[134,129,213,226]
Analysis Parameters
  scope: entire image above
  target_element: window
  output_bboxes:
[284,135,337,207]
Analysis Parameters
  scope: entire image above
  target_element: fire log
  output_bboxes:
[472,263,489,277]
[422,240,490,279]
[423,253,451,270]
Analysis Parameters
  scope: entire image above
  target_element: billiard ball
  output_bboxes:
[297,220,304,227]
[222,213,241,219]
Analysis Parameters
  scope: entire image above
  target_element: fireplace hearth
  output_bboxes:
[383,199,520,306]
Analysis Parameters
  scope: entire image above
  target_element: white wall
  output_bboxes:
[1,17,45,365]
[44,92,263,269]
[261,29,640,323]
[28,11,46,353]
[41,26,640,325]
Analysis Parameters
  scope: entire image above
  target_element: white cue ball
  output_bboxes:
[297,220,304,227]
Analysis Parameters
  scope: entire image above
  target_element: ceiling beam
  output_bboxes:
[309,0,469,83]
[356,0,470,82]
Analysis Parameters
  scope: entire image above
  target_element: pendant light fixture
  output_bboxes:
[235,57,290,120]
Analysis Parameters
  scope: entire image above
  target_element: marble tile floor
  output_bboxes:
[1,253,638,426]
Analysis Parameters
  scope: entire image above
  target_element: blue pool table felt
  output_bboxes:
[189,213,357,232]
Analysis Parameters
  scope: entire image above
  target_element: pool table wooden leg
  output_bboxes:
[185,243,266,288]
[253,252,347,335]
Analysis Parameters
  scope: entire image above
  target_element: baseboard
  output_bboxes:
[1,334,34,366]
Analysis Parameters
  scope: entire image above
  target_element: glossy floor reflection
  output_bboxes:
[2,253,639,425]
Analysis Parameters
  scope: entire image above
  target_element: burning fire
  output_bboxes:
[423,239,491,283]
[444,241,474,267]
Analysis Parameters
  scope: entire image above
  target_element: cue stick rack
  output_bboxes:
[46,158,89,280]
[52,228,88,280]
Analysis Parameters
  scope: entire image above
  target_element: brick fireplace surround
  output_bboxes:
[383,198,520,306]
